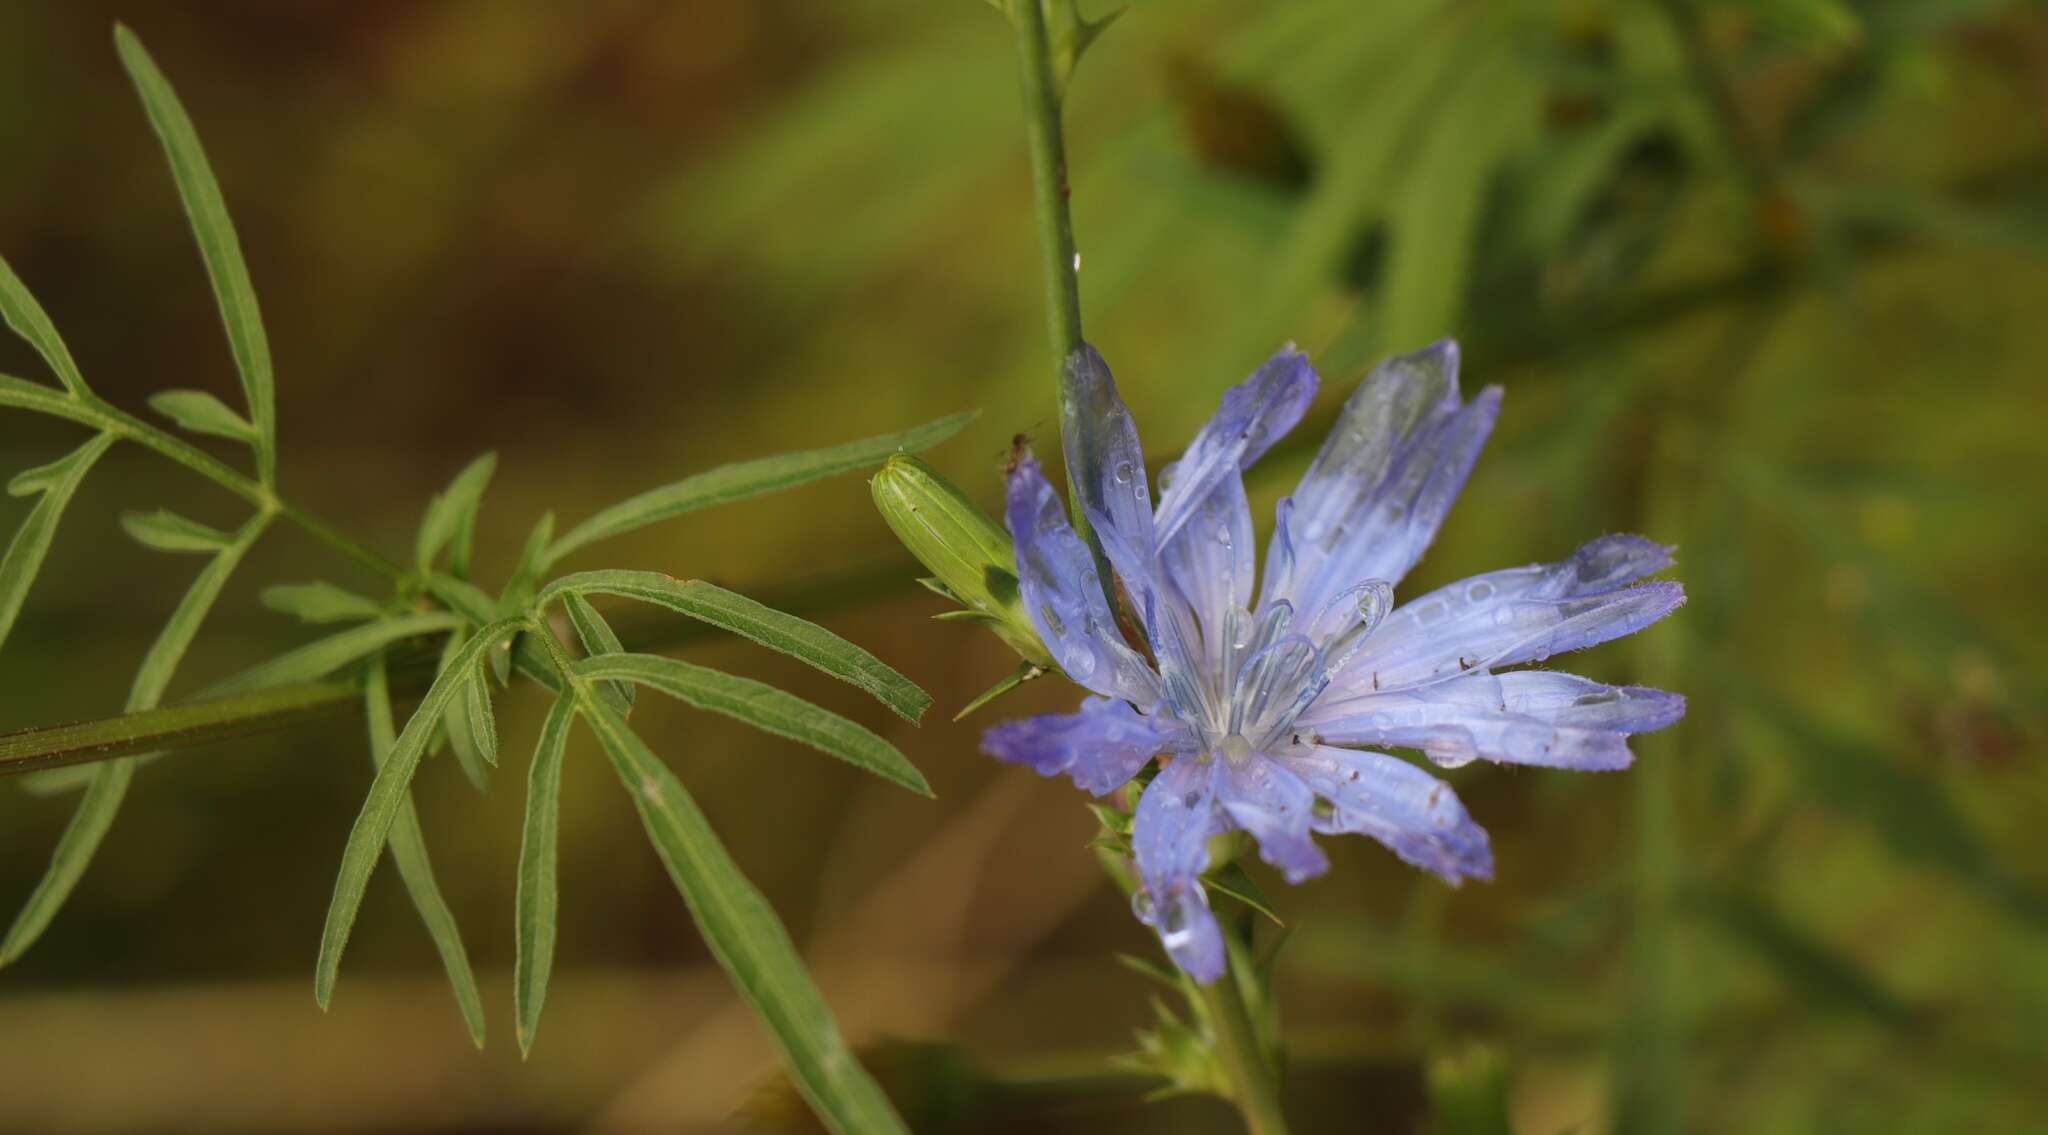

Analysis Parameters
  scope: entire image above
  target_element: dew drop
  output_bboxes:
[1130,888,1156,923]
[1114,461,1134,484]
[1072,251,1083,272]
[1466,580,1495,603]
[1182,790,1204,809]
[1214,523,1233,546]
[1040,602,1066,637]
[1311,795,1337,823]
[1492,606,1516,627]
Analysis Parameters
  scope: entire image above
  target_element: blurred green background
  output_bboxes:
[2,1,2044,1131]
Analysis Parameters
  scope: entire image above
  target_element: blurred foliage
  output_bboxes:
[2,0,2045,1132]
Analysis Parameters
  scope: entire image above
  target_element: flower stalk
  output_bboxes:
[1004,4,1294,1131]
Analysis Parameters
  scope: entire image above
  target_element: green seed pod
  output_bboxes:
[871,454,1053,667]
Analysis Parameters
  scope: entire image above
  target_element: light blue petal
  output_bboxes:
[1061,344,1157,571]
[1289,384,1501,618]
[1131,755,1227,982]
[981,697,1188,796]
[1005,455,1161,707]
[1268,340,1464,608]
[1324,536,1683,697]
[1160,465,1255,636]
[1154,347,1316,546]
[1297,670,1685,770]
[1272,744,1493,883]
[1218,755,1328,884]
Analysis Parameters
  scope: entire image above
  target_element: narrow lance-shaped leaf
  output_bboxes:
[364,654,487,1048]
[260,580,386,624]
[541,571,930,723]
[576,653,930,796]
[437,629,493,794]
[315,615,526,1010]
[543,410,977,567]
[147,389,256,444]
[3,511,268,966]
[0,253,90,397]
[121,508,232,554]
[579,700,911,1135]
[514,694,576,1056]
[464,661,498,768]
[562,591,633,711]
[416,453,496,578]
[0,433,114,656]
[114,26,275,482]
[207,611,461,695]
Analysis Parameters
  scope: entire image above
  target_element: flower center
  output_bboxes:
[1219,733,1255,766]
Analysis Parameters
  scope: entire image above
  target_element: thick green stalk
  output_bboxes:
[1198,973,1292,1135]
[1008,0,1094,545]
[1008,7,1288,1129]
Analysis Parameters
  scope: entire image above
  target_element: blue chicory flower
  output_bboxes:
[981,340,1685,981]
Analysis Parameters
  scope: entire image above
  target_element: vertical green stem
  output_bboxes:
[1198,970,1293,1135]
[1008,0,1094,543]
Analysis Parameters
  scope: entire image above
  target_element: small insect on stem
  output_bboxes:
[1005,432,1033,476]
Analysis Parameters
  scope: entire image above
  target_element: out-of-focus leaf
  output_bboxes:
[576,652,929,796]
[120,508,232,554]
[0,254,90,396]
[0,433,114,655]
[1694,888,1916,1027]
[1379,33,1537,351]
[579,699,910,1135]
[0,511,267,966]
[543,411,976,568]
[207,612,460,694]
[146,389,256,445]
[544,570,930,723]
[1163,53,1313,192]
[363,655,486,1049]
[1426,1043,1513,1135]
[260,581,386,624]
[416,453,497,578]
[498,511,554,628]
[315,615,524,1010]
[114,26,275,482]
[514,694,575,1057]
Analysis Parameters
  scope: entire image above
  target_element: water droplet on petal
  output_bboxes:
[1493,606,1516,627]
[1130,887,1156,923]
[1311,795,1338,823]
[1114,461,1134,484]
[1466,580,1495,603]
[1040,602,1066,637]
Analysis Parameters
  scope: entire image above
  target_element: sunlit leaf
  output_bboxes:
[2,512,267,965]
[315,615,525,1010]
[0,433,114,655]
[120,508,232,554]
[514,694,575,1057]
[114,26,275,482]
[364,655,486,1048]
[0,253,89,397]
[416,453,497,578]
[543,571,930,723]
[260,580,386,624]
[579,699,910,1135]
[544,411,976,567]
[576,652,929,796]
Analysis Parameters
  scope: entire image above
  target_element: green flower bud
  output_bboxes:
[871,454,1053,667]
